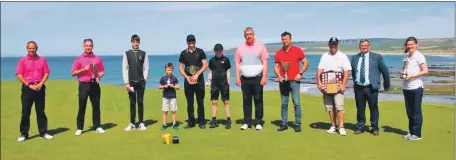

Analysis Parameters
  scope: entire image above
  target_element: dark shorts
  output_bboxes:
[210,83,229,101]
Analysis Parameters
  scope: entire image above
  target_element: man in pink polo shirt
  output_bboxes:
[15,41,53,142]
[235,27,269,131]
[71,38,105,136]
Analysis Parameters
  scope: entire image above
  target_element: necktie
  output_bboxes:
[360,54,366,84]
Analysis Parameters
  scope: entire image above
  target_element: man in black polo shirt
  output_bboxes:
[207,43,232,129]
[178,34,208,129]
[122,34,149,131]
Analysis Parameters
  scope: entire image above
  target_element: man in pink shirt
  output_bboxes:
[234,27,269,131]
[71,39,105,136]
[15,41,53,142]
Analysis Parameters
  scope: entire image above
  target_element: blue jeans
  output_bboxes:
[403,87,424,137]
[279,81,302,126]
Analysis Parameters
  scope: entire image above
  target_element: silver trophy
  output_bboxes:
[167,77,171,88]
[91,63,98,83]
[400,60,408,79]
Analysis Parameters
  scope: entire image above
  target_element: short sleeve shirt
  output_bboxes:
[274,46,305,79]
[15,54,51,83]
[209,55,231,84]
[234,41,269,77]
[159,75,179,99]
[402,51,426,90]
[178,48,207,77]
[317,51,352,73]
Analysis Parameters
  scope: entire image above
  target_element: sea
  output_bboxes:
[1,53,454,104]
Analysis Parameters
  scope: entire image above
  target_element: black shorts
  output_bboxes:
[210,83,230,101]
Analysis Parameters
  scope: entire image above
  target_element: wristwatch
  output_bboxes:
[299,72,303,76]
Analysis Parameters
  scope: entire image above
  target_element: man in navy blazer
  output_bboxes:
[351,39,390,136]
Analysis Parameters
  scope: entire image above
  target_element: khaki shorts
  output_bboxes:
[323,93,344,112]
[162,98,177,112]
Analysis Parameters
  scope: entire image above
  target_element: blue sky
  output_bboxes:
[1,2,454,57]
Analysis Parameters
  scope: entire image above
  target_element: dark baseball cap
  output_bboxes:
[186,34,196,41]
[213,43,223,51]
[329,37,339,44]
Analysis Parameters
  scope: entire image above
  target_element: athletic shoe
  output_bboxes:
[225,120,232,129]
[255,124,263,131]
[75,129,82,136]
[17,135,27,142]
[209,120,218,128]
[161,124,168,131]
[139,123,147,131]
[240,124,249,130]
[403,133,412,139]
[327,126,337,134]
[95,127,105,134]
[408,135,422,141]
[172,123,179,130]
[339,128,347,136]
[124,123,136,131]
[41,133,54,140]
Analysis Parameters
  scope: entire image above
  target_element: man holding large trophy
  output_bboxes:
[274,32,308,132]
[316,37,351,136]
[71,38,106,136]
[178,34,208,129]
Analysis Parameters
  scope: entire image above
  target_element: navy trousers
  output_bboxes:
[403,87,424,137]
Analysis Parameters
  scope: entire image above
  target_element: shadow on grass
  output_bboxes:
[29,127,70,139]
[184,119,210,124]
[382,126,408,135]
[164,121,183,126]
[309,122,358,132]
[143,119,158,127]
[270,120,296,128]
[82,123,117,134]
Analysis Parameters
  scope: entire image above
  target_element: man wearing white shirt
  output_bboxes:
[316,37,352,136]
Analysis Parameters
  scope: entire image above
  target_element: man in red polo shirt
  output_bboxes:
[15,41,53,142]
[274,31,308,132]
[71,38,105,136]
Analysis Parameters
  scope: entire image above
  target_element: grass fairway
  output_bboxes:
[1,80,454,160]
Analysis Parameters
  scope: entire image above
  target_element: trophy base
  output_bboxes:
[90,78,97,83]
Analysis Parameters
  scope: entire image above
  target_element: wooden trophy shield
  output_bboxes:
[320,71,343,95]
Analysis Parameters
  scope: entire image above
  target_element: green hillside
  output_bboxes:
[222,37,455,54]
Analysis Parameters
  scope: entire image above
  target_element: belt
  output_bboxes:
[241,73,262,79]
[28,82,40,85]
[356,84,371,88]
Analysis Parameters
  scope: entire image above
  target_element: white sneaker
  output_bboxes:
[17,136,27,142]
[326,126,337,134]
[139,123,147,131]
[124,123,136,131]
[41,133,54,140]
[96,127,105,134]
[75,130,82,136]
[255,124,263,131]
[403,133,412,139]
[240,124,249,130]
[339,128,347,136]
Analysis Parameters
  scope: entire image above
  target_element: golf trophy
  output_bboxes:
[320,71,343,95]
[167,77,171,88]
[281,62,291,81]
[90,63,98,83]
[400,59,409,79]
[186,65,199,84]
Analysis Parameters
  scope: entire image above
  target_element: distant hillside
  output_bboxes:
[220,37,455,54]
